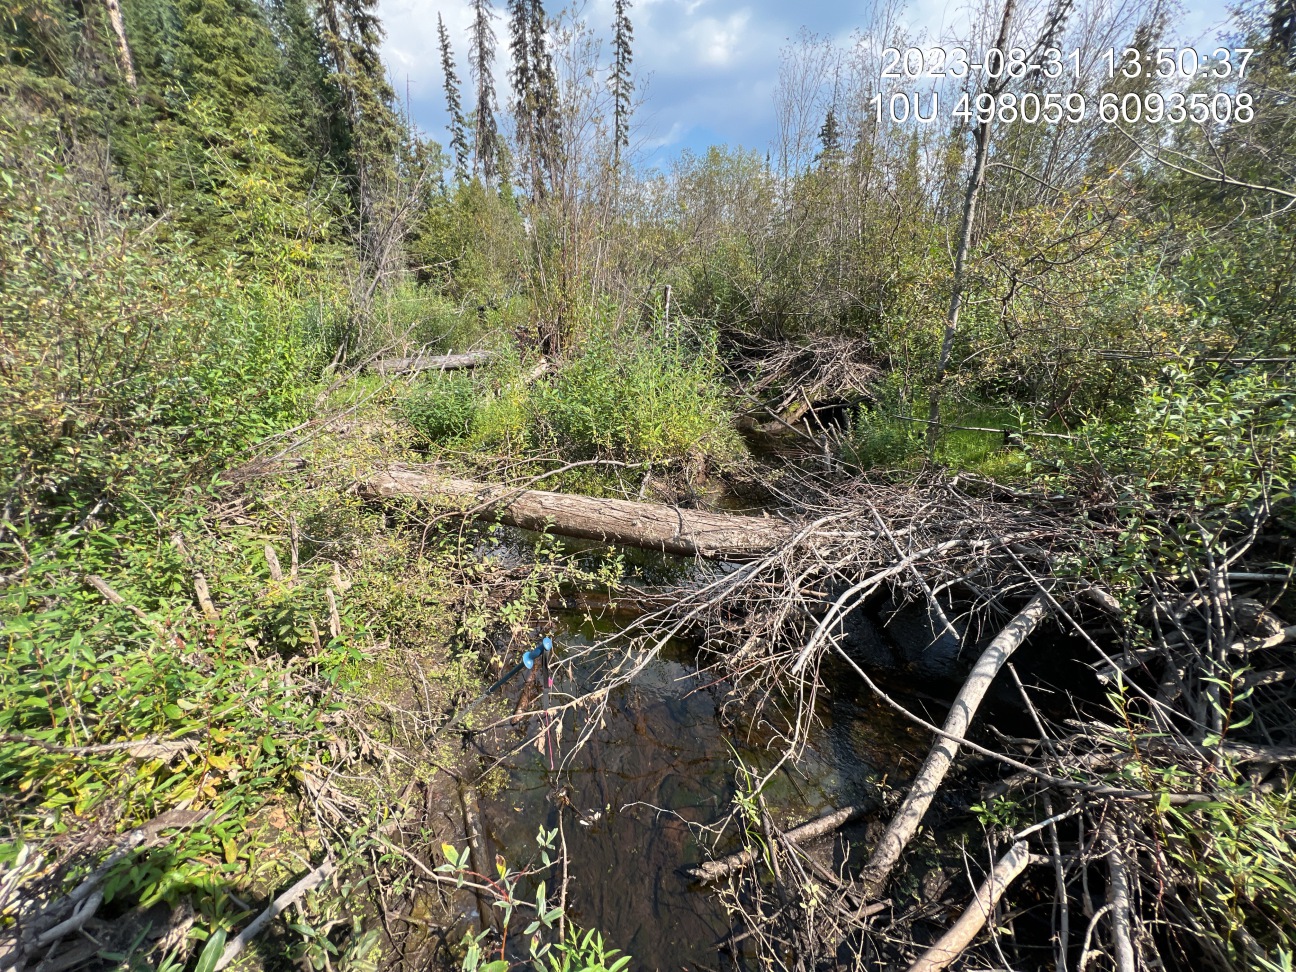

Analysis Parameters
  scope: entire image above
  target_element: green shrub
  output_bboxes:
[529,318,744,470]
[361,282,521,360]
[2,459,359,873]
[1035,361,1296,592]
[407,179,524,301]
[468,363,534,455]
[399,315,745,479]
[0,107,327,538]
[1054,363,1296,515]
[402,372,480,442]
[841,408,921,469]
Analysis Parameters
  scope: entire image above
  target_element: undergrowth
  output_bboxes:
[401,315,746,492]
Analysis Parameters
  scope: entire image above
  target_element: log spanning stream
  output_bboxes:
[362,463,1017,965]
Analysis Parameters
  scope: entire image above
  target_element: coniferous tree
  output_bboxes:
[106,0,322,255]
[314,0,399,173]
[266,0,348,171]
[610,0,633,166]
[438,13,469,182]
[527,0,559,187]
[506,0,556,196]
[468,0,500,184]
[816,107,841,166]
[507,0,531,142]
[1272,0,1295,60]
[315,0,403,271]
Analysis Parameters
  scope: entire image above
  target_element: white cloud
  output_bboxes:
[379,0,1239,167]
[691,10,753,67]
[640,120,686,149]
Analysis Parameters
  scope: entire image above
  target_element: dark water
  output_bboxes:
[474,618,919,971]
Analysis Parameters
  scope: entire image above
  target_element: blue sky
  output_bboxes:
[379,0,1238,171]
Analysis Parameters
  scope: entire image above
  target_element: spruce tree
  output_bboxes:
[816,107,841,166]
[507,0,531,144]
[468,0,500,184]
[610,0,633,166]
[110,0,319,255]
[527,0,558,186]
[1271,0,1295,62]
[314,0,398,174]
[266,0,347,172]
[506,0,556,196]
[438,13,469,183]
[315,0,402,267]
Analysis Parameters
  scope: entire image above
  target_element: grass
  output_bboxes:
[360,282,521,360]
[840,402,1062,480]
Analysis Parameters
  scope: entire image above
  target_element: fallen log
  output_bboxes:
[361,464,793,560]
[685,804,868,883]
[905,840,1035,972]
[860,594,1053,898]
[362,351,492,376]
[459,784,496,935]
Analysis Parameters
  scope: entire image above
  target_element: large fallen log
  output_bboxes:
[362,351,493,376]
[361,464,793,560]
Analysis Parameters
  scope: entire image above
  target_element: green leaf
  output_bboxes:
[194,929,226,972]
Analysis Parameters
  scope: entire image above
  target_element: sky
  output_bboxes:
[379,0,1238,171]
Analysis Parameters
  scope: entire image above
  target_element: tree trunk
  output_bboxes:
[103,0,137,89]
[925,0,1017,455]
[861,593,1051,897]
[1103,819,1137,972]
[905,840,1034,972]
[685,804,869,883]
[361,464,792,560]
[361,351,494,376]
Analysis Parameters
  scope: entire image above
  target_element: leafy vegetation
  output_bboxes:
[3,0,1296,966]
[402,315,744,491]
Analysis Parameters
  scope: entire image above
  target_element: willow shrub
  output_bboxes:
[530,319,744,470]
[0,92,374,965]
[0,105,329,539]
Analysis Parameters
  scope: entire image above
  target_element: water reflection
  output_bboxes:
[474,622,910,970]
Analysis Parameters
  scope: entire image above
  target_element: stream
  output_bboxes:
[472,605,923,969]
